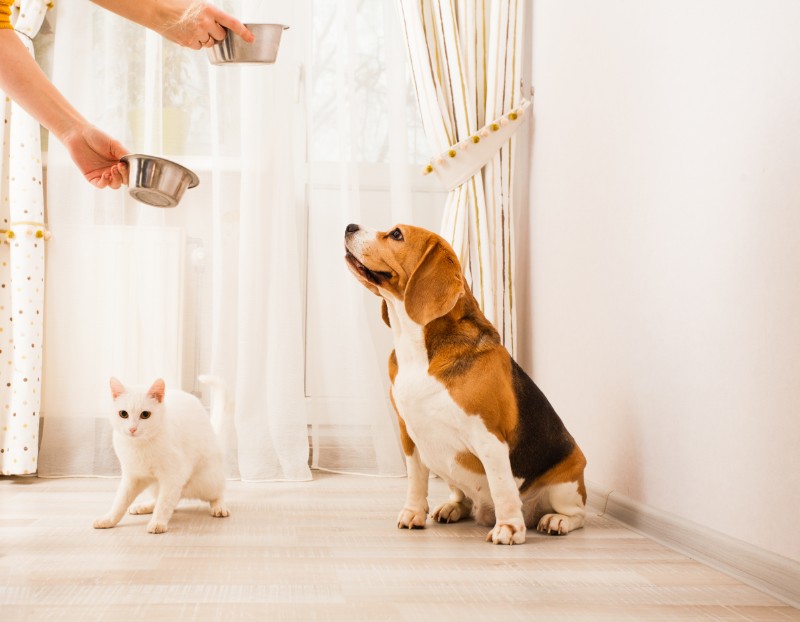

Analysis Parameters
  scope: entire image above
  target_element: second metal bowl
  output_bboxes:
[207,23,289,65]
[121,154,199,208]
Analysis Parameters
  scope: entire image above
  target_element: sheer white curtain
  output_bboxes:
[38,0,310,481]
[303,0,443,476]
[39,0,209,476]
[205,1,311,481]
[397,0,526,355]
[0,0,49,476]
[36,0,436,479]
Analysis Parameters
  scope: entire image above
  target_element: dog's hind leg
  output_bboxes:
[536,480,586,535]
[520,446,587,536]
[431,485,473,523]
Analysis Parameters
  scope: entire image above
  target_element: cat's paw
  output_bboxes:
[146,520,169,534]
[210,503,230,518]
[128,501,155,515]
[92,516,118,529]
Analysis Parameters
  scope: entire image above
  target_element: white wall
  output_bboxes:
[523,0,800,562]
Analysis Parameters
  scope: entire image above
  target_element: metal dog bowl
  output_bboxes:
[121,154,199,208]
[207,23,289,65]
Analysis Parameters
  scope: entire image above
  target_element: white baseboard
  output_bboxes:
[586,481,800,609]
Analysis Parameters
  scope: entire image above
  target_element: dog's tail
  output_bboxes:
[197,374,228,436]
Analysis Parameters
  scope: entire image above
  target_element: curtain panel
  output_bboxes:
[31,0,436,480]
[37,0,311,481]
[0,0,49,476]
[396,0,526,355]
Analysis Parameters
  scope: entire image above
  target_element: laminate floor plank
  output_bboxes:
[0,473,797,621]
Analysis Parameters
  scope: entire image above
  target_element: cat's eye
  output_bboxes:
[140,411,152,420]
[118,410,129,419]
[389,228,403,241]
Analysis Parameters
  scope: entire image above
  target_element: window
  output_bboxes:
[309,0,429,164]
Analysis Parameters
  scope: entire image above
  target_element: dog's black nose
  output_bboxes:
[345,223,359,235]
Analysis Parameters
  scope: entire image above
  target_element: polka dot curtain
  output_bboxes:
[0,0,49,475]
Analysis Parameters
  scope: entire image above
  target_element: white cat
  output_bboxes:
[93,377,229,534]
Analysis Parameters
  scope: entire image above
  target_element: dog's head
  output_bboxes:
[344,223,464,326]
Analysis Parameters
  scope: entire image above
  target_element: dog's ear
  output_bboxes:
[381,299,391,327]
[404,241,464,326]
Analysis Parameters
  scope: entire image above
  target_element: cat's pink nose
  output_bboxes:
[129,427,138,435]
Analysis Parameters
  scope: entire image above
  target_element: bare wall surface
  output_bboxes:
[526,0,800,562]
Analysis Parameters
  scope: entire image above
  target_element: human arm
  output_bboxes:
[0,29,128,189]
[90,0,254,50]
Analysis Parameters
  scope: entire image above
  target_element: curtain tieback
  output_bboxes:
[2,221,52,241]
[422,99,531,191]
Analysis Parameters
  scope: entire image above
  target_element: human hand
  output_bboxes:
[60,124,129,189]
[160,2,254,50]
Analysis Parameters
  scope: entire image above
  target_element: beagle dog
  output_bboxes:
[344,223,586,545]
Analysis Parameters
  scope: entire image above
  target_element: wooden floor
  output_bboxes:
[1,473,798,621]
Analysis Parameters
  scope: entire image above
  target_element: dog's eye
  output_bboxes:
[140,411,151,420]
[118,410,129,419]
[389,228,404,241]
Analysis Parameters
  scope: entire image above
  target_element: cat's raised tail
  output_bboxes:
[197,375,228,437]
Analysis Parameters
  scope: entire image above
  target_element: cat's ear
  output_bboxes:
[109,377,126,400]
[147,379,166,403]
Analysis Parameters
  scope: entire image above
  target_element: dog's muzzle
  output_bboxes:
[344,224,391,285]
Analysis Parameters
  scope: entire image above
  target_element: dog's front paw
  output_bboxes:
[397,506,427,529]
[431,501,470,524]
[486,520,526,545]
[146,520,169,534]
[92,516,117,529]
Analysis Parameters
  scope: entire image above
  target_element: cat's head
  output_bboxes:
[109,377,167,440]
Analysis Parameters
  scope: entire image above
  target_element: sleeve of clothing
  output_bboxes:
[0,0,14,30]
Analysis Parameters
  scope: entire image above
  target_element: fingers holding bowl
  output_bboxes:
[207,6,253,43]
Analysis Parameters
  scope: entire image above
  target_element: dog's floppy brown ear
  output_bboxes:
[404,241,464,326]
[381,299,391,327]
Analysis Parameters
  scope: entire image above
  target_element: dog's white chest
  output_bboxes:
[393,360,464,441]
[389,320,476,479]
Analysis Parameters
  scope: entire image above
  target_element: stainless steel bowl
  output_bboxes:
[207,23,289,65]
[121,154,199,208]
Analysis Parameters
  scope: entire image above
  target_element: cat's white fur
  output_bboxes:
[197,374,233,442]
[93,377,229,534]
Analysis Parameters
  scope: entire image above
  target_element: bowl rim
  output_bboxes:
[238,23,290,31]
[121,153,199,188]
